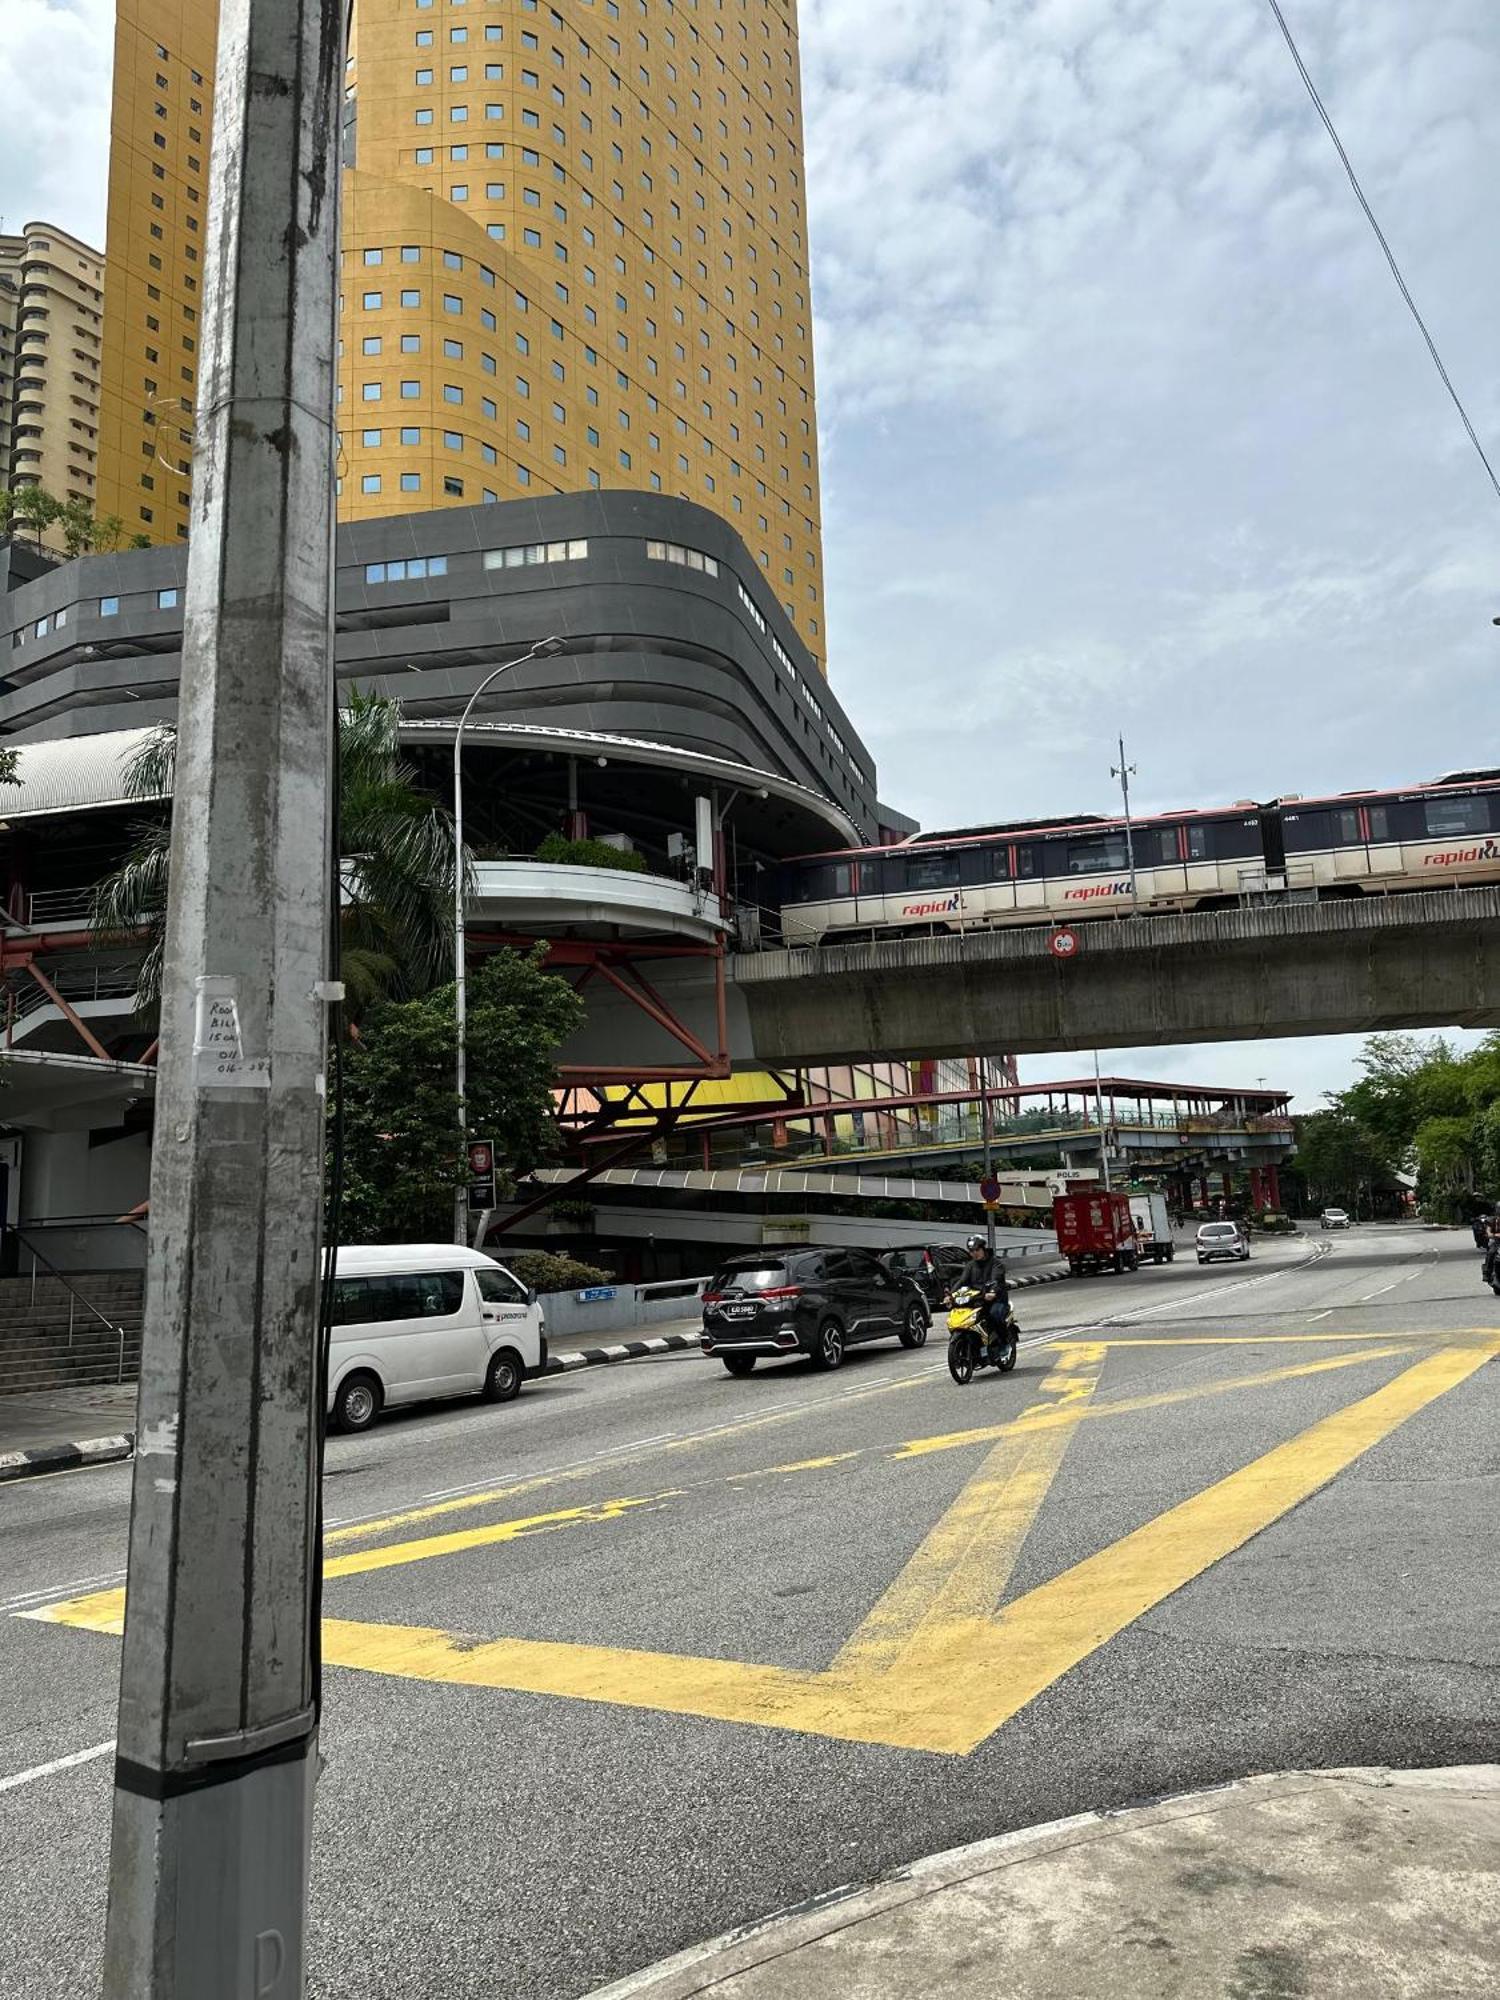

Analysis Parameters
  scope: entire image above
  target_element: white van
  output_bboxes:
[326,1244,546,1433]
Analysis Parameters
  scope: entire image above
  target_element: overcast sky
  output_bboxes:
[4,0,1497,1108]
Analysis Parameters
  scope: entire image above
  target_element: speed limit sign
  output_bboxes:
[1049,926,1080,960]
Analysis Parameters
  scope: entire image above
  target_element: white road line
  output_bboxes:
[0,1572,128,1617]
[0,1740,114,1795]
[1074,1257,1325,1331]
[324,1369,951,1531]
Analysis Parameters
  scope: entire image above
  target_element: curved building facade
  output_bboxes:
[0,491,898,841]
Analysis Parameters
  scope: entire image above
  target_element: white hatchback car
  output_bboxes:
[1197,1221,1249,1265]
[1320,1208,1352,1230]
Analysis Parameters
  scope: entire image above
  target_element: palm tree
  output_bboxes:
[93,691,464,1017]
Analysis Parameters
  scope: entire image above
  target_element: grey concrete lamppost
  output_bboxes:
[452,638,563,1243]
[102,0,343,1991]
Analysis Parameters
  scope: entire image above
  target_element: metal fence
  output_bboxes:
[1,1222,146,1394]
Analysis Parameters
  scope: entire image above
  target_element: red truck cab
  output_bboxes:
[1053,1190,1140,1277]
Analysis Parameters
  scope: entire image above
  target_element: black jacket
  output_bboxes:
[956,1252,1009,1302]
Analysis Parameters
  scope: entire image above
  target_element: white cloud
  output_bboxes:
[1,1,1494,1106]
[0,2,113,247]
[801,0,1500,1096]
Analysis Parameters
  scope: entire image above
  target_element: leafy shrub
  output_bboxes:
[535,831,648,874]
[501,1249,616,1294]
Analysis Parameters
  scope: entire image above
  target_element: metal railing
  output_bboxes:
[679,1101,1295,1170]
[15,886,99,929]
[5,960,141,1031]
[7,1224,139,1385]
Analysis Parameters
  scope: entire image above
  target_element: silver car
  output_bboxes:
[1197,1222,1249,1264]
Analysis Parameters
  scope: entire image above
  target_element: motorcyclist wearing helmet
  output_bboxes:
[951,1233,1012,1348]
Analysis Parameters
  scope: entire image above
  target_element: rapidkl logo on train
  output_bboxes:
[1063,880,1132,902]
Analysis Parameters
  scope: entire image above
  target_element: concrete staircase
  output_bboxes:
[0,1271,144,1395]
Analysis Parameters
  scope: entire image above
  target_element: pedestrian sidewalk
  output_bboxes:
[0,1384,138,1482]
[0,1323,709,1483]
[585,1766,1500,1999]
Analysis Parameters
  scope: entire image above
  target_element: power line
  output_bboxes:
[1262,0,1500,506]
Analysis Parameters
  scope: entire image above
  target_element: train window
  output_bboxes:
[1282,812,1330,852]
[793,861,853,900]
[1066,834,1130,875]
[1184,825,1208,861]
[1334,808,1361,844]
[960,845,1010,885]
[1368,806,1389,841]
[1143,828,1178,865]
[905,851,960,891]
[1014,846,1037,879]
[1423,796,1489,839]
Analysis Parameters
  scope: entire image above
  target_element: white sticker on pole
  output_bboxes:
[193,975,269,1090]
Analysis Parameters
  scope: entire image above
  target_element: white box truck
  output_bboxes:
[1127,1190,1175,1265]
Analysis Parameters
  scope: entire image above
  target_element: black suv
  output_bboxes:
[882,1243,969,1309]
[701,1247,930,1375]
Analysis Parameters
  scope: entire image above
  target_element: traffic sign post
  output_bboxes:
[1049,926,1080,960]
[466,1139,497,1211]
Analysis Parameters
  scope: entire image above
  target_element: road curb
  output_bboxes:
[1,1335,704,1480]
[3,1287,1071,1480]
[578,1763,1500,1999]
[543,1330,703,1375]
[0,1434,135,1485]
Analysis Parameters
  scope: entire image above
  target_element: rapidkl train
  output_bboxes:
[776,768,1500,946]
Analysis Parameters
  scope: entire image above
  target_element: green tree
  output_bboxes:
[9,486,62,548]
[0,745,17,787]
[57,496,101,558]
[338,947,583,1242]
[1291,1108,1393,1214]
[1412,1115,1474,1222]
[1335,1033,1442,1163]
[92,691,461,1017]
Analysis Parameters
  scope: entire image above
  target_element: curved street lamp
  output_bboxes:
[452,635,564,1242]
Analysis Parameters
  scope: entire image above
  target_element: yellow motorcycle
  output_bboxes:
[945,1286,1019,1385]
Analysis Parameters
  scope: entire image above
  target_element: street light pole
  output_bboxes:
[102,0,342,1992]
[1093,1048,1112,1192]
[452,638,562,1243]
[1111,735,1139,906]
[979,1054,996,1253]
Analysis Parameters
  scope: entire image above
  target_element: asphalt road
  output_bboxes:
[2,1226,1497,1999]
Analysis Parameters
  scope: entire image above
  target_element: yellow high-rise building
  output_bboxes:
[97,0,827,664]
[95,1,218,547]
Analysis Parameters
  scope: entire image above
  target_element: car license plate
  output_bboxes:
[724,1303,756,1319]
